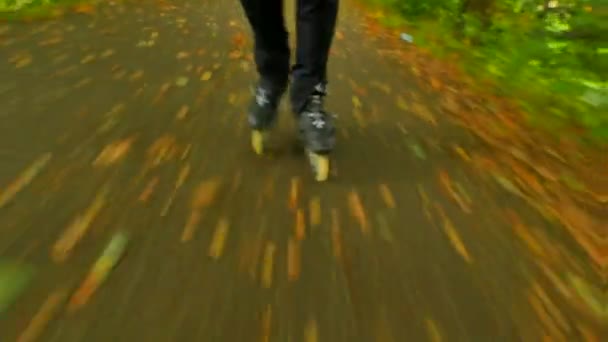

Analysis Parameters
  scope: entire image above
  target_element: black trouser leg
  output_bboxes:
[239,0,290,91]
[290,0,339,114]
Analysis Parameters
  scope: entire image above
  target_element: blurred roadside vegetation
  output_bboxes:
[366,0,607,143]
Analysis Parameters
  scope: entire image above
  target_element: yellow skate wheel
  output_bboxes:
[251,130,265,155]
[309,152,330,182]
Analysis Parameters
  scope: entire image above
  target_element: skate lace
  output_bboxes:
[306,84,330,129]
[255,87,271,107]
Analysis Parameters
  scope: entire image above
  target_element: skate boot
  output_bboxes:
[297,84,336,182]
[248,82,285,155]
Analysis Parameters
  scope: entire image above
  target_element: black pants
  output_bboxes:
[239,0,339,114]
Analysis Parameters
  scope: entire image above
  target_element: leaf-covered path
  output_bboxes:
[0,0,604,340]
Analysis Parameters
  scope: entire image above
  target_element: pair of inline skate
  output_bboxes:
[247,82,336,182]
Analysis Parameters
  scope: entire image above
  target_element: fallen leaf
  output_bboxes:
[138,177,159,202]
[93,138,134,167]
[200,71,213,81]
[261,305,272,342]
[181,211,201,242]
[209,218,229,259]
[309,197,321,227]
[228,50,243,59]
[176,51,190,60]
[261,242,275,289]
[192,178,223,209]
[435,204,473,263]
[67,232,128,312]
[438,170,472,213]
[287,238,300,281]
[295,209,306,240]
[378,184,396,208]
[80,54,96,64]
[52,185,109,263]
[0,153,52,208]
[175,76,189,87]
[73,3,95,14]
[348,190,369,234]
[425,318,443,342]
[175,105,189,120]
[411,102,437,126]
[17,289,68,342]
[288,177,301,210]
[352,96,362,109]
[304,318,318,342]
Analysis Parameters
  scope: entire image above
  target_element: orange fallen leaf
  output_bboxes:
[52,185,108,263]
[0,153,52,208]
[288,177,301,210]
[435,204,473,263]
[438,170,471,213]
[348,190,369,234]
[73,3,95,14]
[17,289,68,342]
[181,211,201,242]
[228,50,243,59]
[261,305,272,342]
[287,238,300,281]
[175,105,189,120]
[191,177,222,209]
[295,209,306,240]
[93,138,135,167]
[138,177,159,202]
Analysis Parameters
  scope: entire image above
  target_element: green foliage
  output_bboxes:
[369,0,607,142]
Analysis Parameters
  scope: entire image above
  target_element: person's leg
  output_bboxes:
[291,0,339,115]
[239,0,290,129]
[291,0,339,154]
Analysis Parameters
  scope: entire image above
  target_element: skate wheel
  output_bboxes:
[308,152,330,182]
[251,130,265,155]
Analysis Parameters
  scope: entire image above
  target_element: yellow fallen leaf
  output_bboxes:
[425,318,442,342]
[201,71,213,81]
[209,218,229,259]
[305,318,318,342]
[352,96,362,109]
[378,184,396,209]
[261,242,275,289]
